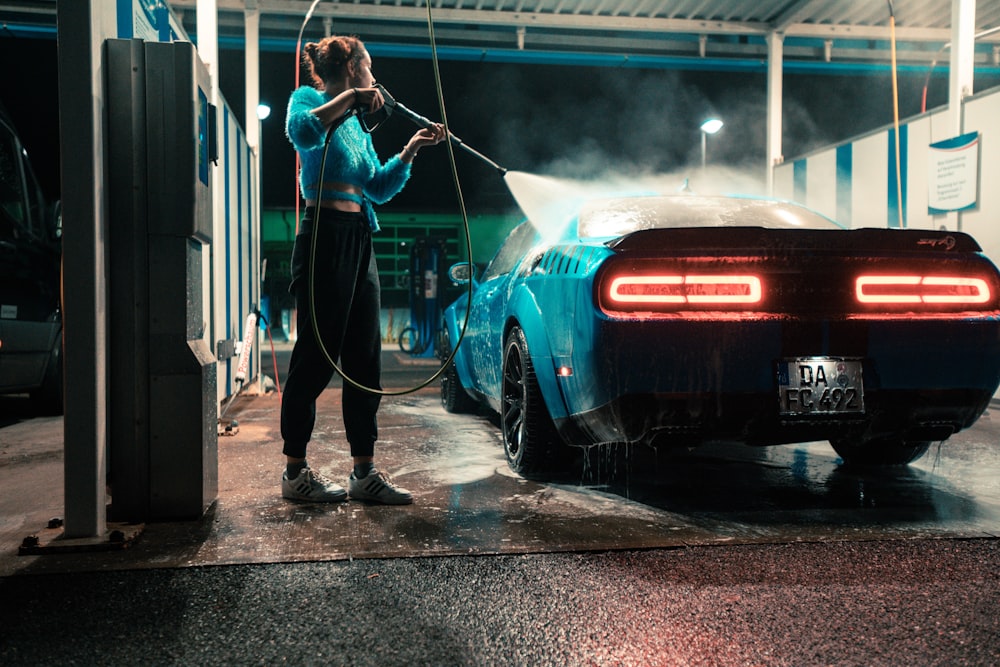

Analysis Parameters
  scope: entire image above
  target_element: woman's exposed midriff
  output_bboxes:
[306,181,364,211]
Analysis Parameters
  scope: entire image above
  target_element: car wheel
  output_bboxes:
[441,362,477,413]
[829,436,931,466]
[30,331,64,415]
[501,327,559,478]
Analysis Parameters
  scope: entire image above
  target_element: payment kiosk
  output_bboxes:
[104,39,218,521]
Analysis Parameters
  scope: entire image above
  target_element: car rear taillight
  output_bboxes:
[608,275,762,305]
[855,275,991,305]
[598,257,1000,320]
[598,257,769,318]
[595,227,1000,320]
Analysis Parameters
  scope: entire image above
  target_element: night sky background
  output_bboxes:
[2,33,998,218]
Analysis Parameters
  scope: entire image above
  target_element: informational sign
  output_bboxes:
[928,131,980,214]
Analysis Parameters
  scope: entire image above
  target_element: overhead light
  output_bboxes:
[700,118,724,134]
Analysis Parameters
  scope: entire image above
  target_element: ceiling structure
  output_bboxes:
[2,1,1000,73]
[3,1,998,194]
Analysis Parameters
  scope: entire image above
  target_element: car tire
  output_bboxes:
[441,362,477,414]
[30,330,64,415]
[829,436,931,466]
[501,327,560,479]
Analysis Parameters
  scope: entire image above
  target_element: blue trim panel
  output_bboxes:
[793,159,807,204]
[932,130,980,150]
[203,34,1000,76]
[223,113,232,389]
[11,19,1000,76]
[156,6,172,42]
[836,143,853,226]
[12,25,1000,75]
[116,0,131,38]
[887,125,908,228]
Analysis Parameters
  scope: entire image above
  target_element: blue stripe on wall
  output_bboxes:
[836,143,853,226]
[116,0,130,37]
[201,36,1000,77]
[237,132,243,325]
[901,126,908,226]
[793,159,807,203]
[156,7,172,42]
[224,114,232,389]
[887,125,908,228]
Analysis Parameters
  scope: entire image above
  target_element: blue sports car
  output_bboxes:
[440,193,1000,478]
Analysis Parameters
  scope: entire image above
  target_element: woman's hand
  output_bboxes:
[352,86,385,114]
[400,123,446,163]
[410,123,447,149]
[311,86,385,128]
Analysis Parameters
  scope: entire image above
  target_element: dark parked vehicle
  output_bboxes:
[0,103,62,412]
[440,193,1000,478]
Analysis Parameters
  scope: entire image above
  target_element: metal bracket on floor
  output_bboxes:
[218,418,240,436]
[18,519,145,555]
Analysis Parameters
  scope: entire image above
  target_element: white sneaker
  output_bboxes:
[349,470,413,505]
[282,467,348,502]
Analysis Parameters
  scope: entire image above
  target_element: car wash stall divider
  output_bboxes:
[773,85,1000,269]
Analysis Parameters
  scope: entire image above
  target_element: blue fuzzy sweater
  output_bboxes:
[285,86,411,232]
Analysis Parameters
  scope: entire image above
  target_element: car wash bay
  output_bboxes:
[2,347,999,576]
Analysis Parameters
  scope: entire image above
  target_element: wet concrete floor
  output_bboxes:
[1,349,998,576]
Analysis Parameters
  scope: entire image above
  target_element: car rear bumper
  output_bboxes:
[560,387,991,448]
[554,317,1000,447]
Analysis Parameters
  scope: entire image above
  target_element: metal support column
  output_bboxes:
[245,0,264,390]
[948,0,977,136]
[57,0,116,539]
[948,0,976,232]
[766,31,784,197]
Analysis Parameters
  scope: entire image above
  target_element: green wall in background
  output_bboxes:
[261,208,521,265]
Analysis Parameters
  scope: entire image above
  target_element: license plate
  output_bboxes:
[777,357,865,416]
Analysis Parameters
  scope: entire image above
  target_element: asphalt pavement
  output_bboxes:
[1,539,997,665]
[1,346,999,665]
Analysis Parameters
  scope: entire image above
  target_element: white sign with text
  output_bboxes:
[928,131,980,214]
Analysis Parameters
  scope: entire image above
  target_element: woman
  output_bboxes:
[281,35,445,504]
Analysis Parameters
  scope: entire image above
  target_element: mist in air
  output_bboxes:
[374,58,943,217]
[238,45,971,209]
[443,63,840,218]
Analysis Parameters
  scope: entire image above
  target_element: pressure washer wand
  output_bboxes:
[379,85,507,177]
[449,134,507,177]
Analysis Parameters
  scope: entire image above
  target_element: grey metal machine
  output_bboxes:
[104,39,218,521]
